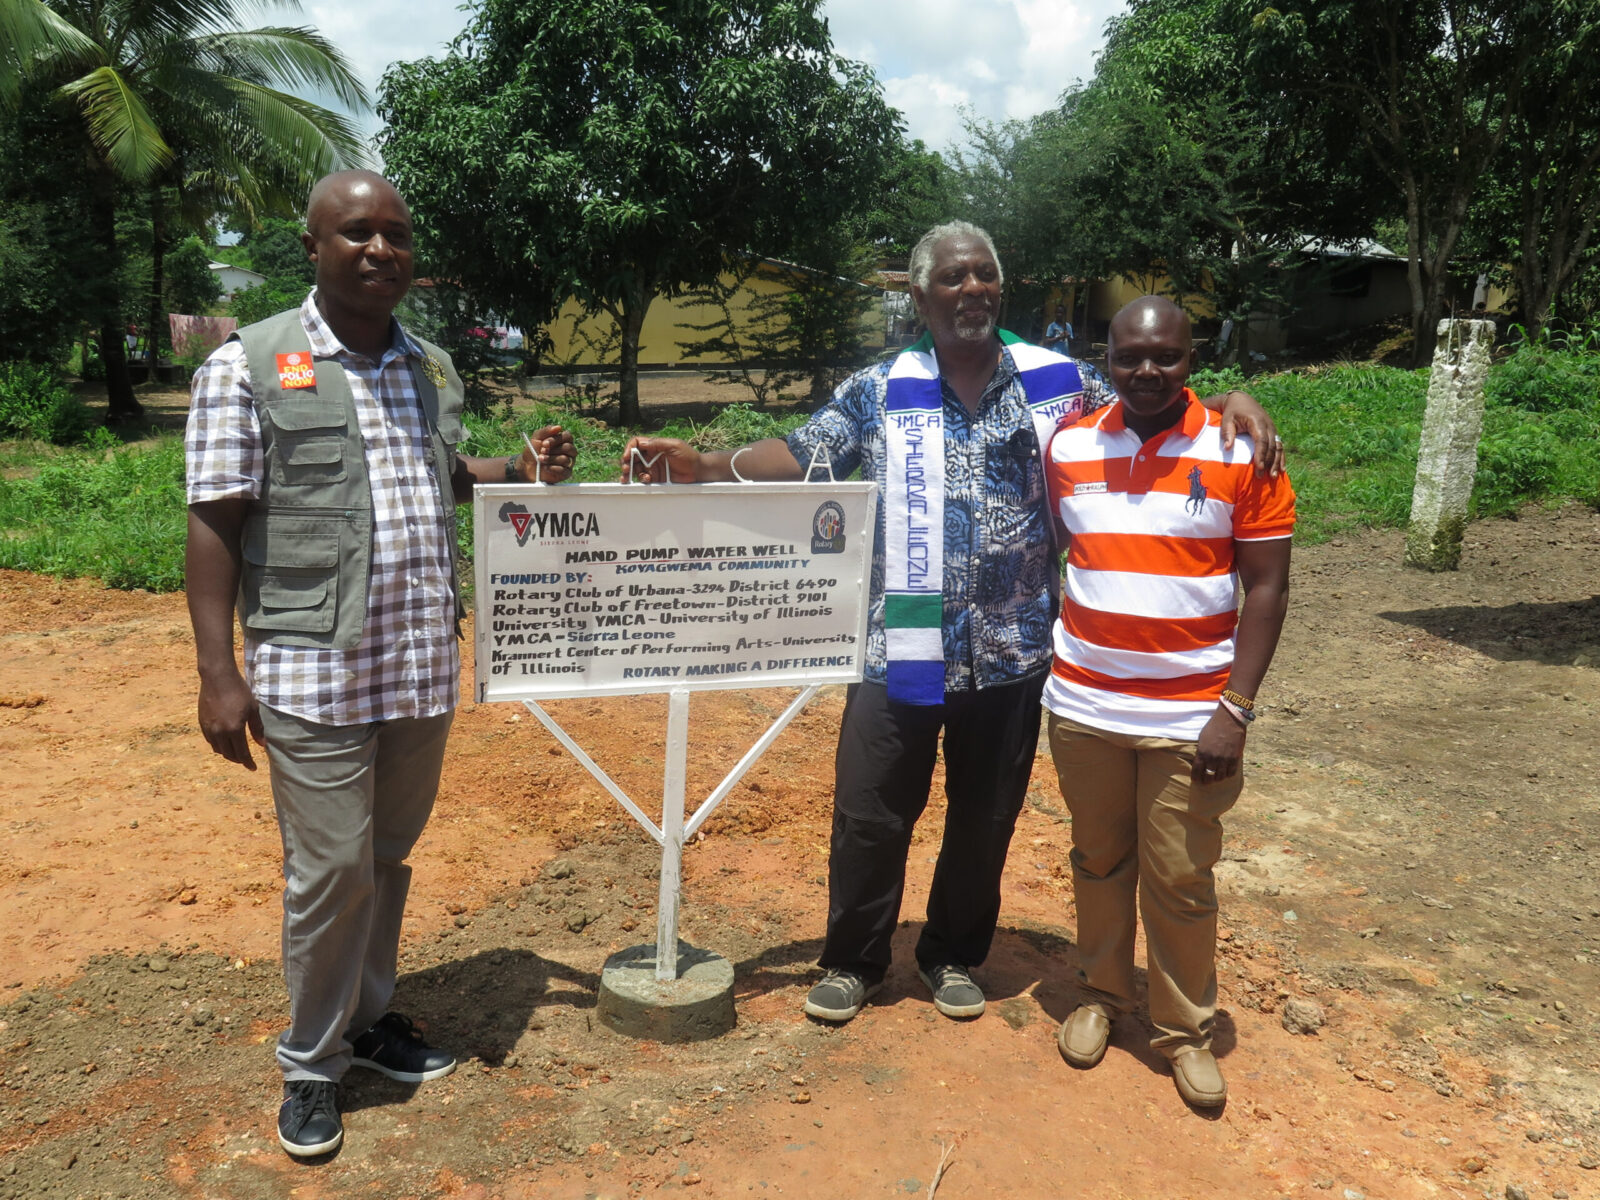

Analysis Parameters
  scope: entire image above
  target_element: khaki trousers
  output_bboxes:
[1047,713,1242,1054]
[260,704,453,1082]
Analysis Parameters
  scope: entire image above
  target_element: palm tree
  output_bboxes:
[1,0,369,420]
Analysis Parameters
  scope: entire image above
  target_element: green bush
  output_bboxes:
[1188,365,1246,396]
[0,362,95,443]
[1487,340,1600,413]
[1474,422,1564,517]
[0,436,187,589]
[228,282,311,328]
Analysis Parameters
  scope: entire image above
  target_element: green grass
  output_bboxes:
[1246,343,1600,542]
[0,398,806,592]
[1,351,1597,591]
[0,435,188,590]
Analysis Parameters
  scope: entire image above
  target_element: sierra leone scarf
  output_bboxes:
[883,329,1085,705]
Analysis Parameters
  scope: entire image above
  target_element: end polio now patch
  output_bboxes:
[275,352,316,389]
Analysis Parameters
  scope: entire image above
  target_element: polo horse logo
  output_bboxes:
[1185,464,1207,515]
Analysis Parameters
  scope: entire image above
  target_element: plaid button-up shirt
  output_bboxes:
[787,346,1112,693]
[185,292,459,725]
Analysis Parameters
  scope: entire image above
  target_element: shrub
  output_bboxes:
[228,281,311,328]
[1188,365,1246,396]
[1487,340,1600,413]
[0,436,187,589]
[0,362,95,443]
[1473,423,1562,517]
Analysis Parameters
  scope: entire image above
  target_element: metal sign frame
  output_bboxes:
[472,481,877,979]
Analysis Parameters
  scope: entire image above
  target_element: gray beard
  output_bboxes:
[953,313,995,342]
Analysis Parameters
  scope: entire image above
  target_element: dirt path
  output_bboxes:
[3,506,1599,1200]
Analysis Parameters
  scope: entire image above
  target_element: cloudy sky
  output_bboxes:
[303,0,1127,158]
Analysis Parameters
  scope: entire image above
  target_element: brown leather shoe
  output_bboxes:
[1057,1007,1111,1068]
[1170,1046,1227,1107]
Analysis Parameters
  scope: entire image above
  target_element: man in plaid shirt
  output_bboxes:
[184,170,573,1159]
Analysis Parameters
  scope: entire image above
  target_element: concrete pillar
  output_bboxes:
[1405,319,1495,571]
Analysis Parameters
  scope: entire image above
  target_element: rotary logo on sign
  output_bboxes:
[275,352,316,390]
[811,501,846,554]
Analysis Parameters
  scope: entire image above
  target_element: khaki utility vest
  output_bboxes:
[231,309,466,650]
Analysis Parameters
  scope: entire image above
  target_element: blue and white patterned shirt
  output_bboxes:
[787,346,1111,693]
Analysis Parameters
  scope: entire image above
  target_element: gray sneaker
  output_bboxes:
[918,964,985,1018]
[803,970,882,1022]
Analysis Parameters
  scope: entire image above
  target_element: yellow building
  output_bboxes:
[544,256,885,368]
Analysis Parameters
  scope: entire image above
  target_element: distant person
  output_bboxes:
[1213,316,1236,364]
[618,223,1280,1029]
[1044,296,1294,1108]
[1044,304,1073,354]
[184,169,574,1159]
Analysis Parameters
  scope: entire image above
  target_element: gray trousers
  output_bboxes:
[260,704,454,1082]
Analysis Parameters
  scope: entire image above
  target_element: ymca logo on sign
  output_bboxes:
[275,352,316,390]
[498,502,534,544]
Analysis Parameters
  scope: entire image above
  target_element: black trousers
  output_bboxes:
[819,674,1046,983]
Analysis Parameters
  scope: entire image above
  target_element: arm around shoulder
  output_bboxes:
[1199,390,1284,478]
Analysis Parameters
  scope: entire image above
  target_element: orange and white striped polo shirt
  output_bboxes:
[1041,390,1295,739]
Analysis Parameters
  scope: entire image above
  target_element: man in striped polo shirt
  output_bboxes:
[1043,296,1294,1107]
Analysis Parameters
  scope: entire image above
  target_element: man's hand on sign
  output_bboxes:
[520,424,576,483]
[621,436,802,484]
[621,437,704,483]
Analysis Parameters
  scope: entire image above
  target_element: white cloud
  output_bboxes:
[882,74,976,153]
[301,0,468,102]
[826,0,1125,151]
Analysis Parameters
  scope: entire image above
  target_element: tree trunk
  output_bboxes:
[96,319,136,415]
[1401,175,1431,367]
[807,369,831,411]
[614,287,651,428]
[146,187,167,372]
[90,179,141,422]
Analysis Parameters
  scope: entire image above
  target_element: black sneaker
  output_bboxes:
[918,963,986,1018]
[278,1079,342,1158]
[803,970,882,1022]
[350,1013,457,1083]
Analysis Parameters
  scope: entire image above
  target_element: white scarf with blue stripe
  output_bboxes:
[883,330,1084,705]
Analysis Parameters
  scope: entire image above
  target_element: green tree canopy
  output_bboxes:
[240,216,318,286]
[1,0,368,418]
[952,0,1389,351]
[379,0,901,426]
[1247,0,1538,359]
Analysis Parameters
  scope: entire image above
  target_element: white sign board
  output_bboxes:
[473,482,877,701]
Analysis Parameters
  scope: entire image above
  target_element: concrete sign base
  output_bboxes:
[596,942,736,1043]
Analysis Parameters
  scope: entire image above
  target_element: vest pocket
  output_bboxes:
[265,401,349,486]
[435,411,465,449]
[241,529,339,635]
[272,437,347,486]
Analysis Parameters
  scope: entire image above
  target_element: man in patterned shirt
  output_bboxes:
[620,222,1281,1026]
[184,170,573,1158]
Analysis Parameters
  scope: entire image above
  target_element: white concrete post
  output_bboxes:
[1405,318,1495,572]
[654,686,691,981]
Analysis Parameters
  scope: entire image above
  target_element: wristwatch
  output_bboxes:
[504,454,520,482]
